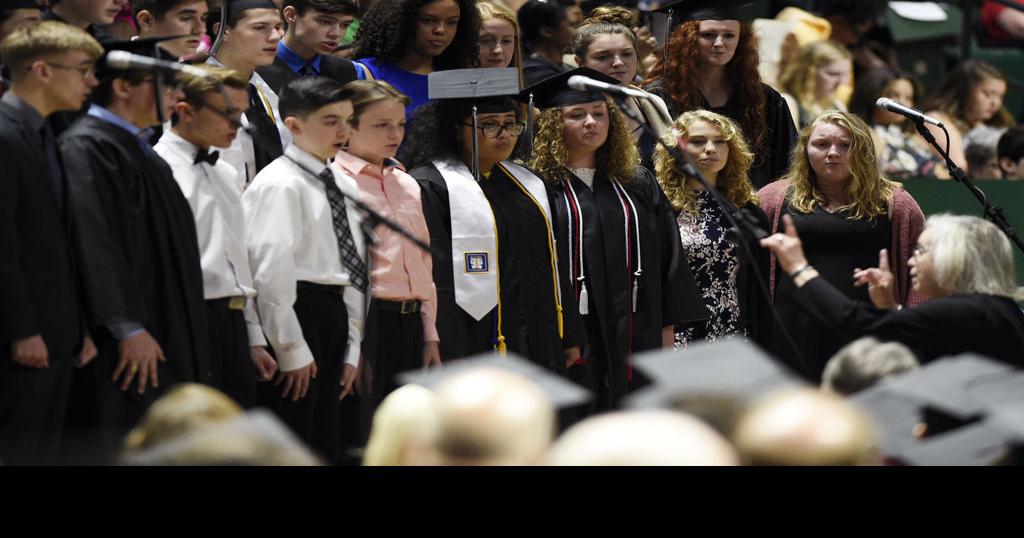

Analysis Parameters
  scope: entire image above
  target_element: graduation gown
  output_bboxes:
[648,82,797,189]
[551,167,708,409]
[59,116,211,429]
[414,161,584,373]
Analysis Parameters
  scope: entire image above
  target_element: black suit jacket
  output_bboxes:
[0,101,82,359]
[256,54,359,96]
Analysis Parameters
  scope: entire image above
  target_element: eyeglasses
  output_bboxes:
[465,121,525,138]
[192,99,245,129]
[41,61,95,78]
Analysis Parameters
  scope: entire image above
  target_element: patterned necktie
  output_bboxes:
[194,148,220,166]
[316,167,368,292]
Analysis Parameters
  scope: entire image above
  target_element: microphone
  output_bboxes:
[106,50,214,80]
[875,98,944,127]
[567,75,648,99]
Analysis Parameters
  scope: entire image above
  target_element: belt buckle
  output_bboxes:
[228,296,247,311]
[400,300,416,314]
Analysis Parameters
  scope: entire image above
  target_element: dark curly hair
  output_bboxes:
[399,98,525,169]
[643,20,767,156]
[352,0,480,70]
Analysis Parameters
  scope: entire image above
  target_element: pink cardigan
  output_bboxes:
[758,179,926,307]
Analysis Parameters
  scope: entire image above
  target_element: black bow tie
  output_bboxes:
[194,148,220,166]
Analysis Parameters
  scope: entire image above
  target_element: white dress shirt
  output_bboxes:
[154,129,268,348]
[206,58,292,188]
[243,144,366,371]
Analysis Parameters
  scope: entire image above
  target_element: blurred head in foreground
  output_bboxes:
[545,410,739,466]
[363,384,440,466]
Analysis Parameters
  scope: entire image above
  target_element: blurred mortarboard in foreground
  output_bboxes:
[624,337,806,410]
[1,0,41,11]
[97,35,185,79]
[396,352,592,410]
[851,354,1024,465]
[649,0,752,22]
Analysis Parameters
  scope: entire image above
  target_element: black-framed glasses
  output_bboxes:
[41,61,96,78]
[192,99,245,129]
[465,121,525,138]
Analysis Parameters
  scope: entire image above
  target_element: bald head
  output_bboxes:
[733,388,878,466]
[545,410,739,466]
[431,367,555,466]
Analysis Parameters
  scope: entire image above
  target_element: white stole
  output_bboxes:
[434,159,498,321]
[501,161,553,224]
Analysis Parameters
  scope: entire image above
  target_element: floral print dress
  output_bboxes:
[674,189,742,348]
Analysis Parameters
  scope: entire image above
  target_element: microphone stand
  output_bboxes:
[912,118,1024,256]
[604,90,811,376]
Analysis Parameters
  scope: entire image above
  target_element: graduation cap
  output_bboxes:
[623,337,807,410]
[428,67,523,181]
[517,67,623,148]
[1,0,41,11]
[99,35,188,124]
[850,353,1024,465]
[395,352,592,411]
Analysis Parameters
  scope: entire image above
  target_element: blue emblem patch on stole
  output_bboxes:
[465,252,489,273]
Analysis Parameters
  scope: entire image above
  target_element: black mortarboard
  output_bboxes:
[519,66,621,110]
[427,67,522,180]
[650,0,748,21]
[396,352,592,411]
[850,354,1024,465]
[623,337,807,410]
[1,0,41,11]
[98,36,186,124]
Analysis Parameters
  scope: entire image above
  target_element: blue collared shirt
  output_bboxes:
[277,41,321,75]
[87,104,155,153]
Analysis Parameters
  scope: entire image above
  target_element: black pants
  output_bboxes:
[260,284,348,464]
[0,352,73,465]
[205,301,258,408]
[364,299,424,408]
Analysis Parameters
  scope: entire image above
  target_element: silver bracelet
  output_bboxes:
[790,263,812,278]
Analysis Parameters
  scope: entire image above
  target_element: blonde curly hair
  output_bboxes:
[527,98,640,184]
[786,110,897,220]
[655,110,759,214]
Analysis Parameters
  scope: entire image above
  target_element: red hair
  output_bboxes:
[644,21,767,154]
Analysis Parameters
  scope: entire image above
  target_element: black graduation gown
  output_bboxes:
[257,55,359,96]
[551,168,708,409]
[648,82,797,189]
[794,277,1024,366]
[414,162,584,373]
[59,116,211,433]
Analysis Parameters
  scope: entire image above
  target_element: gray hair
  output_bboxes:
[821,337,919,395]
[926,214,1024,300]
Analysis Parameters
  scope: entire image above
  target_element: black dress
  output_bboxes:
[414,161,584,373]
[772,200,891,380]
[647,82,798,189]
[675,191,770,346]
[550,168,708,410]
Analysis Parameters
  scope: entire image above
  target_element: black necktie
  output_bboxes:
[194,148,220,166]
[316,167,368,293]
[247,83,284,172]
[299,61,317,77]
[39,123,64,208]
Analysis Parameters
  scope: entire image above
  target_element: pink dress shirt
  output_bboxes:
[334,151,439,343]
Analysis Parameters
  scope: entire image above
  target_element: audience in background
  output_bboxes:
[997,125,1024,180]
[964,125,1006,180]
[777,40,852,128]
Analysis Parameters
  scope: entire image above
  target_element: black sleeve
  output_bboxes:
[642,168,707,327]
[60,134,146,329]
[0,140,39,340]
[766,87,798,183]
[736,203,773,341]
[792,276,889,334]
